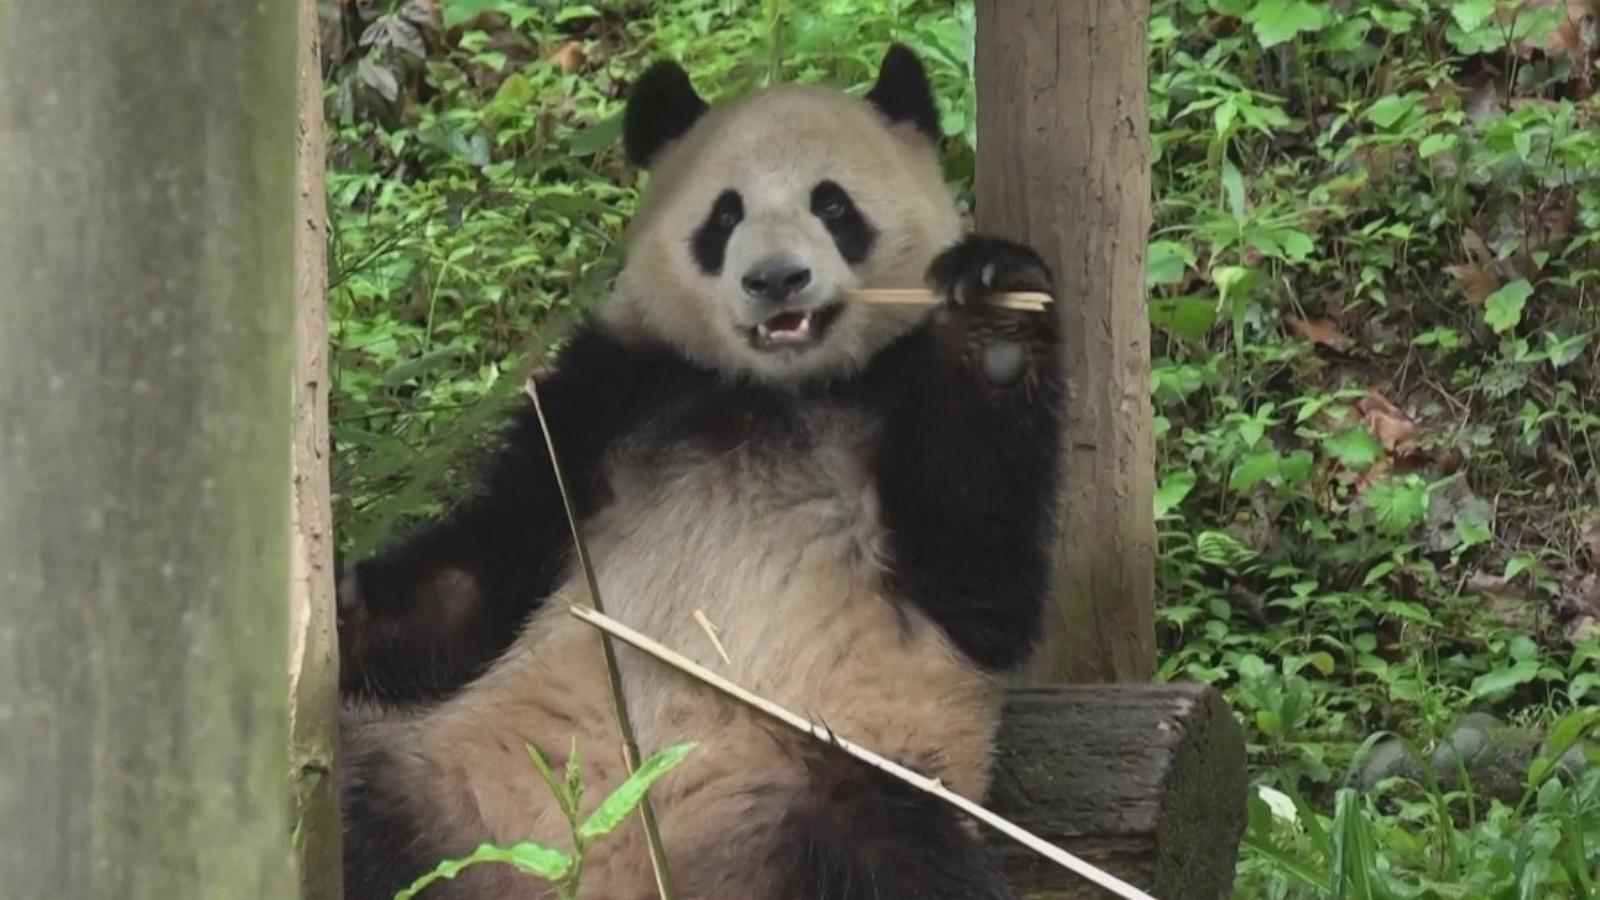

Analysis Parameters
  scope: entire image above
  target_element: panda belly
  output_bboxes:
[370,406,1003,899]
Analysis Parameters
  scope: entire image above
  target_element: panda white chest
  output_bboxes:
[406,399,1000,870]
[585,402,887,685]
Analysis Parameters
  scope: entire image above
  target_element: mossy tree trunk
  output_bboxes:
[0,2,299,897]
[974,0,1159,683]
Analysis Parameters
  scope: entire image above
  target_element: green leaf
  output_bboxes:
[1484,279,1533,334]
[576,742,696,842]
[1146,240,1196,287]
[1221,159,1247,223]
[1470,661,1540,700]
[554,4,602,24]
[393,841,573,900]
[1154,470,1197,518]
[1450,0,1496,32]
[1230,449,1282,491]
[568,111,624,157]
[1323,428,1382,471]
[1365,476,1429,535]
[1149,295,1219,342]
[1245,0,1326,48]
[441,0,510,29]
[382,348,464,387]
[1195,530,1259,569]
[1365,93,1418,129]
[1418,133,1457,159]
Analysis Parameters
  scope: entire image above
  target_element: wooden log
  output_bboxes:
[975,0,1159,684]
[986,685,1247,900]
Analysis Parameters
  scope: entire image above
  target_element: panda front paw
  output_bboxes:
[925,236,1058,386]
[926,235,1055,310]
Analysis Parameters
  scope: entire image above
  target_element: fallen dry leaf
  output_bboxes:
[1462,228,1495,266]
[1446,262,1500,305]
[550,40,586,74]
[1285,315,1354,351]
[1580,515,1600,570]
[1359,392,1422,454]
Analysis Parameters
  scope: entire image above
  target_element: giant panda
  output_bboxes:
[336,43,1065,900]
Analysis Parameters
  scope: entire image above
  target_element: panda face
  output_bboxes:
[688,175,874,357]
[599,47,963,384]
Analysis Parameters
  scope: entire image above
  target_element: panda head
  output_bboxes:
[598,45,962,383]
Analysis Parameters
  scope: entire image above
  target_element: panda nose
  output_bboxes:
[741,261,812,303]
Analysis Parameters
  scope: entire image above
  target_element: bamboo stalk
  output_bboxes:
[525,379,678,900]
[566,604,1159,900]
[842,287,1051,313]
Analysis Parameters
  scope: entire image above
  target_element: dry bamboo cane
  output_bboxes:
[567,604,1160,900]
[842,288,1052,312]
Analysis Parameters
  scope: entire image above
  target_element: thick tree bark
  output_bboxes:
[0,3,298,898]
[975,0,1159,683]
[290,0,345,897]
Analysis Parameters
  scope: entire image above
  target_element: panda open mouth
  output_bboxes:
[749,303,843,351]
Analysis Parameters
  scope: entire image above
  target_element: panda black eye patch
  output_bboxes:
[810,180,876,266]
[691,189,745,275]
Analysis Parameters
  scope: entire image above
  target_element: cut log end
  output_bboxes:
[986,684,1247,899]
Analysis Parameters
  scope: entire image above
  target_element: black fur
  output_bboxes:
[864,43,943,142]
[691,188,746,275]
[767,748,1020,900]
[341,745,447,900]
[623,60,709,167]
[810,179,877,265]
[336,328,719,704]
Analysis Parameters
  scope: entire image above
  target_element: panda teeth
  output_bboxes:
[758,311,813,344]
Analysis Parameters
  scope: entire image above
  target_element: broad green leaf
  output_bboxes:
[1146,240,1196,286]
[441,0,510,29]
[1323,428,1382,471]
[1154,470,1197,518]
[576,742,696,841]
[1149,295,1219,342]
[568,111,624,157]
[1230,449,1282,491]
[1365,93,1418,129]
[1484,280,1533,334]
[1245,0,1326,48]
[1418,133,1457,159]
[1450,0,1496,32]
[1471,661,1540,699]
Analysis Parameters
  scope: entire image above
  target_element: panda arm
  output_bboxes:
[864,237,1065,672]
[338,325,708,702]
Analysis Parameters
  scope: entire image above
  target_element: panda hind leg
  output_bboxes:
[764,750,1020,900]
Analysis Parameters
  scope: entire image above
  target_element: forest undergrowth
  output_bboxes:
[321,0,1600,895]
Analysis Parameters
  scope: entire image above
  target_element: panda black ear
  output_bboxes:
[624,60,709,168]
[864,43,941,142]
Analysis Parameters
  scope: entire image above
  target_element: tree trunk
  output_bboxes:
[289,0,345,897]
[974,0,1158,683]
[0,3,298,898]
